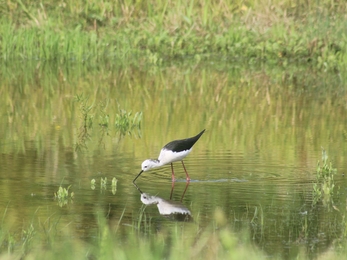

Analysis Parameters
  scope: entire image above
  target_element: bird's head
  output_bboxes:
[141,159,158,172]
[141,193,160,205]
[133,159,160,183]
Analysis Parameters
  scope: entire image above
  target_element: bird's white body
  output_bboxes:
[141,148,192,172]
[159,148,192,165]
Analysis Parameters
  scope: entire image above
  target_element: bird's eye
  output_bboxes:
[144,166,148,168]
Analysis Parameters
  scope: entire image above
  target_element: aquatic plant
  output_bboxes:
[90,177,118,194]
[75,94,94,151]
[54,185,74,207]
[111,177,118,195]
[74,95,142,150]
[312,148,337,207]
[114,108,142,137]
[101,177,107,190]
[91,179,96,190]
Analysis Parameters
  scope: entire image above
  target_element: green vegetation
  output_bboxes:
[75,94,142,150]
[90,177,118,194]
[54,185,74,207]
[101,177,107,189]
[1,0,347,70]
[313,149,338,207]
[75,94,94,151]
[114,108,142,137]
[111,177,118,195]
[91,178,96,189]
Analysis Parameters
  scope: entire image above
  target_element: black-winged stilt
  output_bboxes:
[133,129,205,182]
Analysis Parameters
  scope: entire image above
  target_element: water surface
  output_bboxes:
[0,61,346,259]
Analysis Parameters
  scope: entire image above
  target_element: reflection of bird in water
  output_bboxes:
[133,182,192,222]
[141,193,191,216]
[133,129,205,182]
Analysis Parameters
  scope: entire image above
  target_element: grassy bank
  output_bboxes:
[1,0,347,69]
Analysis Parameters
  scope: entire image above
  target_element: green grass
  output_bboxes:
[0,0,347,70]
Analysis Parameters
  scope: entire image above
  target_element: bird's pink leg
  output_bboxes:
[180,181,190,202]
[170,181,175,200]
[181,161,190,182]
[171,163,175,182]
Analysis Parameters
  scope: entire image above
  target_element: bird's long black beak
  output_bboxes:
[132,182,143,194]
[133,170,143,183]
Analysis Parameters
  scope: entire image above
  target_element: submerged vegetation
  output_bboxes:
[1,0,347,70]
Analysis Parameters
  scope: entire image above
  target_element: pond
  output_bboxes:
[0,60,346,259]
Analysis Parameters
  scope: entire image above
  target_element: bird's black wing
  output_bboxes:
[163,129,205,153]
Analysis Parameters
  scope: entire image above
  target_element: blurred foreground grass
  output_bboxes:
[0,205,346,260]
[0,207,271,259]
